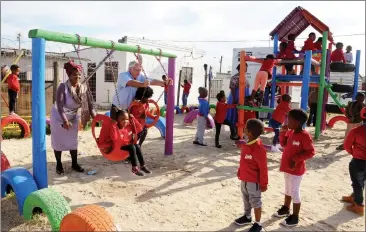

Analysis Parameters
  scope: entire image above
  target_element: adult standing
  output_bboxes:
[50,60,96,175]
[181,79,191,106]
[226,64,250,139]
[111,61,171,110]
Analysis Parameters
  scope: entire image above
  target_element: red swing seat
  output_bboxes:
[128,99,160,128]
[91,114,130,161]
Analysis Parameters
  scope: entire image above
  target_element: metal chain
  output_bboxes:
[72,34,99,113]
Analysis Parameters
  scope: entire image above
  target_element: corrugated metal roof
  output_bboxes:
[269,6,334,42]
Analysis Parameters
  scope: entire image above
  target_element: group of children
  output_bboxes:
[98,86,157,176]
[1,64,21,115]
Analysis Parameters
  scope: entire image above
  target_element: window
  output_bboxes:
[238,51,252,61]
[210,79,223,99]
[104,61,118,82]
[181,67,193,84]
[18,72,27,81]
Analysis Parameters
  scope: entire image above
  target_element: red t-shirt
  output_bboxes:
[118,118,143,146]
[331,49,346,63]
[301,38,316,52]
[277,50,295,59]
[214,102,236,123]
[164,85,168,93]
[272,102,291,124]
[259,59,276,75]
[287,41,296,52]
[244,110,256,126]
[314,41,322,51]
[344,125,366,160]
[130,102,155,128]
[7,74,20,92]
[237,139,268,188]
[183,82,191,94]
[279,130,315,176]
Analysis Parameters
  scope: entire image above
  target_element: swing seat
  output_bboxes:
[91,114,129,162]
[129,99,160,128]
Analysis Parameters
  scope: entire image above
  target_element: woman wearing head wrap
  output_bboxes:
[50,60,96,174]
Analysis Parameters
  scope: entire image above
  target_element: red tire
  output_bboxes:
[181,106,190,113]
[60,205,117,232]
[1,151,10,172]
[1,115,31,138]
[327,115,348,129]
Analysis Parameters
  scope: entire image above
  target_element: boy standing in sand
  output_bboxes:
[273,109,315,227]
[235,119,268,232]
[6,65,21,115]
[341,107,366,216]
[193,87,209,146]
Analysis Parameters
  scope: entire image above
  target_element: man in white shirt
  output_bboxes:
[344,45,353,64]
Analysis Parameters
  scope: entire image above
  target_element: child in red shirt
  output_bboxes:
[234,119,268,232]
[250,54,277,106]
[214,90,238,148]
[300,32,317,75]
[270,94,292,152]
[181,80,191,107]
[331,42,346,63]
[129,86,157,146]
[277,42,296,75]
[314,37,322,51]
[341,107,366,216]
[6,64,21,115]
[273,109,315,227]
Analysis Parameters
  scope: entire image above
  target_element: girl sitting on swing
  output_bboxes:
[98,107,152,176]
[129,86,158,146]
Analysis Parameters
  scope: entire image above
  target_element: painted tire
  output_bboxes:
[209,104,216,110]
[330,63,355,72]
[146,116,166,138]
[1,115,31,138]
[327,115,348,129]
[160,107,166,117]
[23,188,71,231]
[129,99,160,128]
[189,106,199,111]
[1,152,10,172]
[183,110,214,129]
[60,205,117,231]
[174,106,182,114]
[1,167,38,214]
[330,84,354,93]
[181,106,190,113]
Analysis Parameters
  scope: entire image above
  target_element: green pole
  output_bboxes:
[236,105,274,113]
[28,29,177,58]
[314,31,328,139]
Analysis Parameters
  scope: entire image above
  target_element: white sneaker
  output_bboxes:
[271,145,281,153]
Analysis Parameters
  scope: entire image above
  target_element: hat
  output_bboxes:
[361,107,366,119]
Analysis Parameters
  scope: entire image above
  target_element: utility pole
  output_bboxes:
[17,33,21,50]
[219,55,223,73]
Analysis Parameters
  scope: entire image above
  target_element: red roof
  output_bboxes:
[269,6,334,42]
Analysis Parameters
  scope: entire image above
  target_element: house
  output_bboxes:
[64,36,207,108]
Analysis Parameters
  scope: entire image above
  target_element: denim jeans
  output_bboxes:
[270,118,282,145]
[182,93,189,106]
[349,158,365,206]
[164,92,167,105]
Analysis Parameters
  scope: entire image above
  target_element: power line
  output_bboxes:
[146,33,366,43]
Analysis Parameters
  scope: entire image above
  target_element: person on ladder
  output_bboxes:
[111,60,172,112]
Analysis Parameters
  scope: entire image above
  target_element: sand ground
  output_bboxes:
[1,114,364,231]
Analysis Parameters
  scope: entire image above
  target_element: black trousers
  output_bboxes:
[121,144,145,167]
[307,103,318,126]
[349,158,365,206]
[8,89,17,113]
[138,127,148,146]
[215,120,236,145]
[284,64,294,74]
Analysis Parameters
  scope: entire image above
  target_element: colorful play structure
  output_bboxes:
[1,29,178,231]
[235,6,361,140]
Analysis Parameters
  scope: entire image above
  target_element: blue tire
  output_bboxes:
[174,106,182,114]
[1,167,38,215]
[146,117,166,138]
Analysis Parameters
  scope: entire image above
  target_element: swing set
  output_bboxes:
[26,29,177,189]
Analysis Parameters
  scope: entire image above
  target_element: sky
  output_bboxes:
[1,1,365,75]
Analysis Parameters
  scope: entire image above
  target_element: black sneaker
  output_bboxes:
[132,167,145,176]
[273,205,290,218]
[281,214,299,227]
[234,215,252,226]
[193,141,199,145]
[140,166,152,174]
[215,144,222,148]
[248,222,263,232]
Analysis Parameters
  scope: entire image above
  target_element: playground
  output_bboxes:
[1,114,364,231]
[1,5,365,232]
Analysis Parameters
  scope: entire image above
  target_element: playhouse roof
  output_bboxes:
[269,6,334,42]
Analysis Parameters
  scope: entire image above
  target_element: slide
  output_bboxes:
[146,116,166,138]
[325,84,346,111]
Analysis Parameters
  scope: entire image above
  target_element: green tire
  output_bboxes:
[160,107,166,117]
[23,188,71,231]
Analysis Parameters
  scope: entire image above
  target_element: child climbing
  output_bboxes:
[250,54,276,107]
[193,87,209,146]
[270,94,291,152]
[6,64,21,115]
[234,119,268,232]
[129,86,157,146]
[214,90,238,148]
[307,88,319,127]
[341,107,366,216]
[273,109,315,227]
[331,42,346,63]
[115,108,151,176]
[337,92,366,150]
